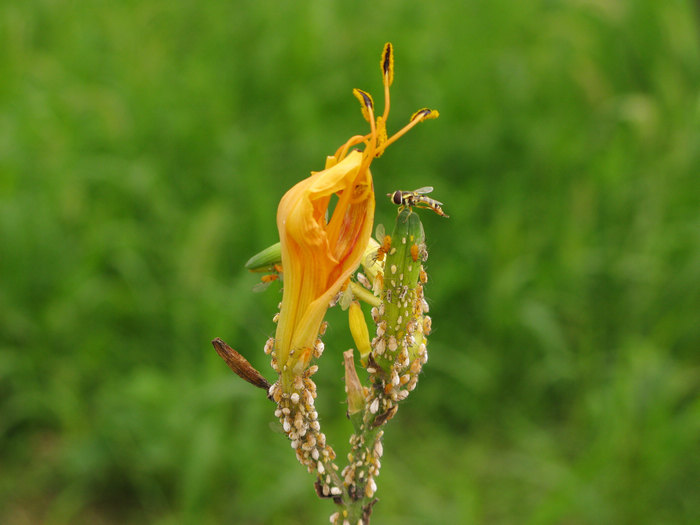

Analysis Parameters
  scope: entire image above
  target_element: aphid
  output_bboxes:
[387,186,449,218]
[371,405,398,428]
[253,273,277,292]
[376,235,392,262]
[373,272,384,294]
[339,282,354,310]
[370,224,391,263]
[410,243,420,262]
[252,263,284,292]
[357,272,371,289]
[419,267,428,283]
[397,285,409,303]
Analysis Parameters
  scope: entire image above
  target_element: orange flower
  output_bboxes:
[275,148,375,381]
[273,43,438,388]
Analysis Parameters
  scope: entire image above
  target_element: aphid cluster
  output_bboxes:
[341,207,433,510]
[266,313,344,497]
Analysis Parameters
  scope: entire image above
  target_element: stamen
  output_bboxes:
[381,42,394,85]
[381,42,394,122]
[410,108,439,122]
[376,108,440,155]
[352,88,375,123]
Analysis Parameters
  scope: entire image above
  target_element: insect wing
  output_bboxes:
[252,280,272,293]
[339,285,354,310]
[375,223,385,240]
[412,186,434,195]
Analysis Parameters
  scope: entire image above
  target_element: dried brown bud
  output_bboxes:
[212,338,271,391]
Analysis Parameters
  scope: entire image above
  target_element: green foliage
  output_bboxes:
[1,0,699,523]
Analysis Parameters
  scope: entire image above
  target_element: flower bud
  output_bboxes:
[348,301,372,365]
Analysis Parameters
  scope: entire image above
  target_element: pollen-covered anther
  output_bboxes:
[353,88,375,122]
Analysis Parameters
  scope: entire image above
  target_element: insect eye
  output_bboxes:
[392,191,402,204]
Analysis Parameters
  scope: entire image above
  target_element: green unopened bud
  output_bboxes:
[348,301,372,365]
[245,242,281,272]
[373,207,426,374]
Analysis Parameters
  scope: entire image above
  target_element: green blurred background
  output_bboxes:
[2,0,699,523]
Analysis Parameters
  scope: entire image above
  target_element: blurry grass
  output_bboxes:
[1,0,699,524]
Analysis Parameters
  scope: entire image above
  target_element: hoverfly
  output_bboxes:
[387,186,449,217]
